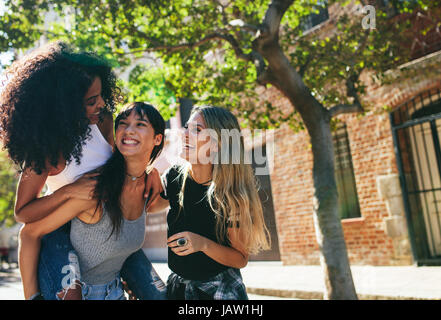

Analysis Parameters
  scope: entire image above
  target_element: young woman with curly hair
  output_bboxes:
[0,42,164,300]
[148,105,270,300]
[19,102,165,300]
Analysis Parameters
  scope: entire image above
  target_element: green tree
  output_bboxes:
[1,0,439,299]
[0,151,18,227]
[122,64,177,118]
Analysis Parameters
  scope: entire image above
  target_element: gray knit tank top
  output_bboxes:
[70,203,146,285]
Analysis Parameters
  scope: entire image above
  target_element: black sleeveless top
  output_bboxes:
[161,165,230,281]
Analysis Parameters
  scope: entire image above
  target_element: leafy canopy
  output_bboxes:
[0,0,438,224]
[0,0,439,128]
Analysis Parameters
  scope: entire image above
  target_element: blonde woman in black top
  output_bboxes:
[149,105,270,300]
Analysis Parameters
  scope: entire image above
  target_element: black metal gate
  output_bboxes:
[390,88,441,265]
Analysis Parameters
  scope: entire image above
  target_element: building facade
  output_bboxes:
[252,1,441,266]
[143,1,441,266]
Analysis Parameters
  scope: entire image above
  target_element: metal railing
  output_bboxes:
[390,88,441,265]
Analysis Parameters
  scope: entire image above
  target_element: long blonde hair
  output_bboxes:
[178,105,270,255]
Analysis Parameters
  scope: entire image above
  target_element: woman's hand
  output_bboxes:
[167,231,209,256]
[145,168,163,210]
[168,229,249,269]
[63,172,99,201]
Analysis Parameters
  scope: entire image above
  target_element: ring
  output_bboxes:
[176,238,188,247]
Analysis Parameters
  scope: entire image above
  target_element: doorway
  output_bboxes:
[390,88,441,265]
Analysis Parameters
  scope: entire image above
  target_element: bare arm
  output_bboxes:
[144,168,165,210]
[14,169,98,224]
[167,228,249,269]
[18,198,95,299]
[14,169,67,224]
[21,197,95,239]
[146,195,169,214]
[15,111,111,224]
[145,170,169,213]
[205,228,249,268]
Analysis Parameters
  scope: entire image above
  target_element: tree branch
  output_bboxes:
[260,0,294,40]
[112,32,229,56]
[346,74,362,107]
[250,51,267,81]
[213,0,232,26]
[256,66,278,87]
[328,75,364,118]
[219,34,267,85]
[113,29,267,88]
[219,33,252,61]
[298,52,315,77]
[328,103,363,118]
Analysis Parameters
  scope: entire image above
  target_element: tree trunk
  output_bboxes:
[280,79,358,299]
[309,113,358,300]
[256,37,358,298]
[289,91,358,300]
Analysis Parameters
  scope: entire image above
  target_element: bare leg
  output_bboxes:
[18,225,40,299]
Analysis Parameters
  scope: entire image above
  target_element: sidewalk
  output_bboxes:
[2,262,441,300]
[152,262,441,300]
[0,268,22,300]
[239,262,441,300]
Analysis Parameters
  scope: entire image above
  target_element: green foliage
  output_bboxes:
[0,151,18,227]
[122,64,177,120]
[0,0,46,53]
[0,0,439,130]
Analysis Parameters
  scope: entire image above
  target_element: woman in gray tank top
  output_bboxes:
[19,102,166,300]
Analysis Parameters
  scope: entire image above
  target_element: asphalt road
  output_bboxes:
[0,266,293,300]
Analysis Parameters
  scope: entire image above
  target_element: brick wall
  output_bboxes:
[238,1,441,266]
[253,50,441,266]
[339,112,400,265]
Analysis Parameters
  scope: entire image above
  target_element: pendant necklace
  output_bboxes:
[126,171,146,181]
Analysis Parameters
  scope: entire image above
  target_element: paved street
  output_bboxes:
[0,268,22,300]
[3,260,441,300]
[0,265,293,300]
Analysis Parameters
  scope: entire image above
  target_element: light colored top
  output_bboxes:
[70,203,147,285]
[45,124,112,193]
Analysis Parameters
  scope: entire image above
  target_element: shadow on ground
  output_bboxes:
[0,268,21,287]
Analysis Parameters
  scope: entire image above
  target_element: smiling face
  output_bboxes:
[181,111,217,164]
[83,76,105,124]
[115,109,162,160]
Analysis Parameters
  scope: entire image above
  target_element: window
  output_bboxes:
[299,0,329,32]
[332,123,362,219]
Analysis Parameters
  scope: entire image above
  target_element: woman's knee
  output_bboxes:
[19,224,39,243]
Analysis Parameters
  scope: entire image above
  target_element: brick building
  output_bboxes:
[241,1,441,266]
[143,1,441,266]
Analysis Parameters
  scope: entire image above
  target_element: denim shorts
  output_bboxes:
[38,222,166,300]
[82,275,125,300]
[38,223,81,300]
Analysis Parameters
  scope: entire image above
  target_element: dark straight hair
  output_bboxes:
[93,102,165,238]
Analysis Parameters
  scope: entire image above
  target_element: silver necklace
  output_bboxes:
[126,171,146,181]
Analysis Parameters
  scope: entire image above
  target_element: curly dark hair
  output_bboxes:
[0,41,121,174]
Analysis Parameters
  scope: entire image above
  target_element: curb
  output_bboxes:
[247,287,323,300]
[246,287,440,300]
